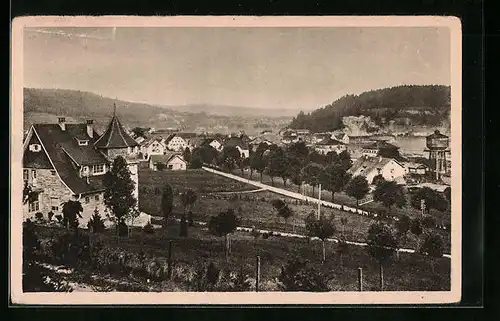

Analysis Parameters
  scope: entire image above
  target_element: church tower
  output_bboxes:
[94,103,140,207]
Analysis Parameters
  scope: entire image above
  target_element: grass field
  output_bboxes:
[232,169,451,227]
[138,169,450,253]
[31,224,450,292]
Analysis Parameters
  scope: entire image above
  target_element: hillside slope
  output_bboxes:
[288,85,451,134]
[23,88,292,134]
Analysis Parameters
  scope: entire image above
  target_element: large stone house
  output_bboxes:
[22,107,140,227]
[347,156,406,185]
[164,133,198,152]
[314,137,347,155]
[140,137,166,160]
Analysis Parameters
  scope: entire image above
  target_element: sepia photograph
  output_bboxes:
[10,16,462,305]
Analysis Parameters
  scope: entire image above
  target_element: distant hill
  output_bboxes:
[166,104,300,118]
[23,88,293,134]
[288,85,451,134]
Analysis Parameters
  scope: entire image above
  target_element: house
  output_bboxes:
[361,141,400,157]
[250,133,281,150]
[281,130,299,144]
[312,133,332,144]
[332,132,349,144]
[203,138,224,152]
[140,137,166,160]
[22,107,140,227]
[223,136,250,158]
[164,133,197,152]
[149,152,187,171]
[135,136,145,145]
[347,156,406,185]
[402,162,428,175]
[314,137,347,155]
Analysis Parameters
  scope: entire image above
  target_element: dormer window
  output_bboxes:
[29,144,41,152]
[78,139,89,146]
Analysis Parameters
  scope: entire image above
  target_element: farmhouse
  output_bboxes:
[360,141,400,157]
[140,137,166,160]
[314,137,347,155]
[348,155,406,185]
[164,133,198,151]
[149,152,187,171]
[22,106,140,226]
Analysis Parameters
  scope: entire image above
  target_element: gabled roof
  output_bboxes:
[94,114,139,149]
[348,156,403,177]
[149,152,185,164]
[224,136,249,150]
[361,140,399,150]
[316,137,344,146]
[29,124,109,195]
[176,132,198,139]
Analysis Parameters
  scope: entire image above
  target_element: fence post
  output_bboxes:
[167,240,173,279]
[358,268,363,292]
[255,256,261,292]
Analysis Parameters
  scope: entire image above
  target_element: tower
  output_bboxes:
[94,103,140,207]
[425,130,450,181]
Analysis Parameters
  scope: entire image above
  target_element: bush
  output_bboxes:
[87,209,106,233]
[422,216,437,229]
[117,221,129,237]
[420,233,445,258]
[277,257,329,292]
[191,261,220,291]
[143,222,155,234]
[47,211,54,222]
[35,212,44,221]
[55,214,63,224]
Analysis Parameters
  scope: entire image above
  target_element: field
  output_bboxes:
[138,170,450,253]
[231,169,452,227]
[30,223,450,292]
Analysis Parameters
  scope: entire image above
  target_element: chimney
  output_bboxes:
[86,120,94,138]
[58,117,66,131]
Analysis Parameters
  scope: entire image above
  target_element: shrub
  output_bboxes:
[420,233,445,258]
[422,216,437,229]
[143,222,155,234]
[47,211,54,222]
[87,208,106,233]
[55,214,63,224]
[35,212,44,221]
[117,221,129,237]
[277,257,329,292]
[191,261,220,291]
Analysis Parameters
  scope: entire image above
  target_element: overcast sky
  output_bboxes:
[23,27,450,111]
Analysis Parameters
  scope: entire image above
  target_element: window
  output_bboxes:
[93,164,105,174]
[28,200,39,212]
[31,169,37,179]
[85,197,90,204]
[50,170,56,176]
[51,206,59,211]
[95,194,100,201]
[83,166,89,172]
[168,164,173,169]
[23,169,28,181]
[29,144,41,152]
[78,140,88,146]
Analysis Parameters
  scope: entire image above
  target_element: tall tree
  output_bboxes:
[345,175,370,207]
[249,151,266,181]
[322,165,352,202]
[305,213,337,263]
[103,156,137,235]
[161,183,174,228]
[337,150,353,171]
[302,163,324,196]
[366,222,399,291]
[266,147,287,186]
[61,200,83,232]
[221,146,241,172]
[373,180,407,214]
[271,199,294,231]
[410,187,448,213]
[395,214,411,247]
[208,208,239,262]
[419,233,444,258]
[182,147,192,164]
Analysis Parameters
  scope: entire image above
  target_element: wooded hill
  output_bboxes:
[288,85,451,133]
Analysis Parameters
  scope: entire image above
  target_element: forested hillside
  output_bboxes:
[288,85,451,133]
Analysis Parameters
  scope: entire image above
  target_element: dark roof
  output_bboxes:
[426,130,448,139]
[362,141,399,150]
[94,115,139,149]
[31,124,109,195]
[316,137,344,146]
[149,152,184,164]
[176,133,198,139]
[224,137,249,149]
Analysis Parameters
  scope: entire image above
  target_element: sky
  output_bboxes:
[23,26,451,111]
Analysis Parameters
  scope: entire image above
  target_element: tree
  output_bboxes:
[189,155,203,169]
[366,222,399,291]
[103,156,137,235]
[443,186,451,206]
[286,156,304,193]
[322,165,352,202]
[182,147,192,164]
[372,174,386,186]
[180,189,197,215]
[161,183,174,228]
[191,145,218,165]
[87,208,106,233]
[419,233,444,258]
[395,214,411,247]
[266,147,288,186]
[271,199,294,231]
[373,180,407,214]
[337,150,353,171]
[249,151,266,181]
[305,213,337,262]
[237,156,250,176]
[422,215,437,229]
[410,219,423,236]
[410,187,448,213]
[221,146,241,172]
[179,213,188,237]
[208,209,239,262]
[345,175,370,207]
[277,257,329,292]
[131,127,146,138]
[61,200,83,231]
[302,163,324,196]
